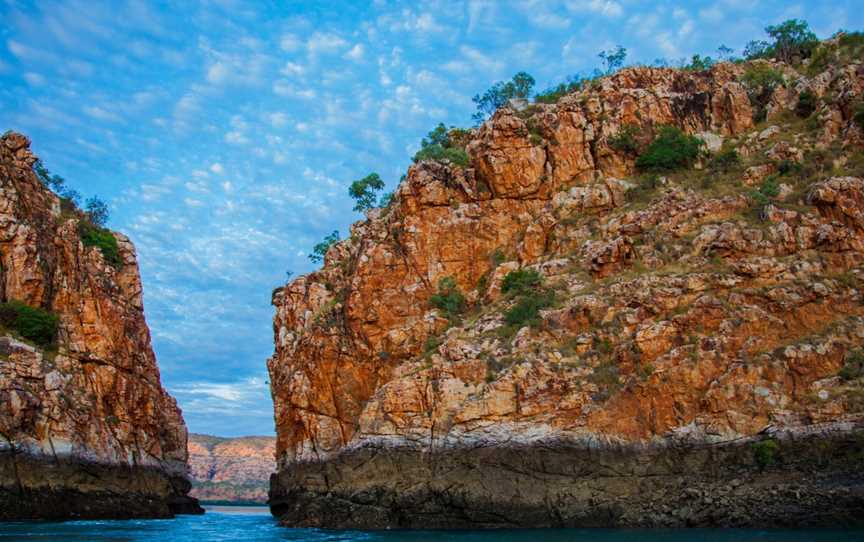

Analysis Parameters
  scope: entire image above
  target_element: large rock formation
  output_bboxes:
[0,132,202,519]
[188,433,275,503]
[269,52,864,527]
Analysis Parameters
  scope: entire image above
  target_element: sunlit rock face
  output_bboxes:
[0,132,201,520]
[269,55,864,528]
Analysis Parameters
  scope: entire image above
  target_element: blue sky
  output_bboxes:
[0,0,860,437]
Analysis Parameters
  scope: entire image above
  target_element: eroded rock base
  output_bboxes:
[270,431,864,529]
[0,452,203,520]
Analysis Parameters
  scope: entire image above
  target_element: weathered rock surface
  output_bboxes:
[188,433,274,503]
[0,132,202,519]
[269,57,864,527]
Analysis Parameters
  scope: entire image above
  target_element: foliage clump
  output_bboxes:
[0,300,60,347]
[635,126,704,172]
[413,123,470,167]
[598,46,627,74]
[739,64,785,122]
[349,173,385,213]
[78,220,122,267]
[839,350,864,381]
[683,54,714,71]
[500,269,554,329]
[608,125,640,154]
[535,77,581,104]
[744,19,818,63]
[795,90,817,118]
[708,148,741,173]
[501,268,542,296]
[472,72,535,123]
[309,230,340,264]
[751,439,779,469]
[429,276,466,324]
[854,103,864,132]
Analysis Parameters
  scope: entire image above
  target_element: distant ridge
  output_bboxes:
[188,433,275,504]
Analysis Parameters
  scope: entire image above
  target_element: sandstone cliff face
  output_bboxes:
[188,433,274,503]
[0,132,201,519]
[269,54,864,527]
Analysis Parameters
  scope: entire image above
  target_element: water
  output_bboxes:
[2,507,864,542]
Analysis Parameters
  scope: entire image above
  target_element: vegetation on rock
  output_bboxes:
[412,123,470,167]
[472,72,535,123]
[78,220,122,267]
[635,126,704,172]
[0,300,59,346]
[308,230,340,263]
[349,173,385,213]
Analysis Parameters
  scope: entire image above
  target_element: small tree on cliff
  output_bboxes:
[348,173,385,213]
[598,45,627,74]
[766,19,818,62]
[309,230,340,264]
[85,196,110,227]
[471,72,536,123]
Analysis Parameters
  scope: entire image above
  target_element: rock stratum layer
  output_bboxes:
[0,132,202,520]
[269,51,864,527]
[188,433,275,503]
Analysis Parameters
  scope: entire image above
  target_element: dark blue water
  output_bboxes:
[2,507,864,542]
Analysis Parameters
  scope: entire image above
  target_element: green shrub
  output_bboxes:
[839,350,864,381]
[740,65,785,122]
[708,148,741,173]
[608,124,640,154]
[349,173,385,213]
[0,300,59,346]
[413,123,470,167]
[309,230,340,264]
[752,439,779,469]
[854,103,864,131]
[635,126,704,172]
[535,79,581,104]
[78,220,122,267]
[796,90,817,118]
[683,54,714,71]
[504,289,554,328]
[501,268,542,297]
[472,72,535,123]
[429,276,466,323]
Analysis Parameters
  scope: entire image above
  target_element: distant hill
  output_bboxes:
[188,433,276,504]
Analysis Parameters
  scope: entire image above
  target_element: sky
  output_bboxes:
[0,0,861,437]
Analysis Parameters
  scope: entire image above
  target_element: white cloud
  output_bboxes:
[699,6,724,23]
[307,32,347,55]
[566,0,622,17]
[345,43,365,61]
[23,72,45,86]
[206,62,230,83]
[83,105,121,122]
[280,61,304,76]
[184,197,204,207]
[280,33,301,52]
[210,163,224,175]
[272,79,316,99]
[224,131,249,145]
[269,112,289,127]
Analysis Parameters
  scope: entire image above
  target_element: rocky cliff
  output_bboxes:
[188,433,274,503]
[0,132,202,519]
[268,41,864,529]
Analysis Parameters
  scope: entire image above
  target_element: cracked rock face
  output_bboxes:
[0,132,201,520]
[268,58,864,528]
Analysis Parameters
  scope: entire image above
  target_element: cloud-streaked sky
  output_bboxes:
[0,0,860,436]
